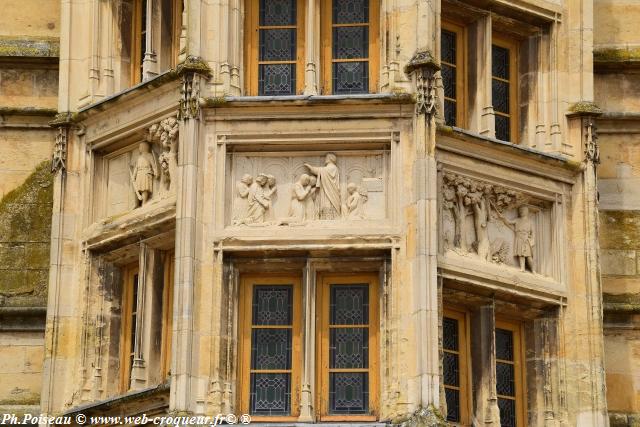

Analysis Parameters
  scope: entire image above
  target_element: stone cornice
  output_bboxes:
[0,36,59,58]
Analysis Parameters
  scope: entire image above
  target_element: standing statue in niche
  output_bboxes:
[232,174,253,225]
[304,153,341,219]
[130,141,158,206]
[498,206,535,273]
[344,183,368,220]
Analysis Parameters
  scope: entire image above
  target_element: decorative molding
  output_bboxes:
[405,50,440,118]
[52,126,68,174]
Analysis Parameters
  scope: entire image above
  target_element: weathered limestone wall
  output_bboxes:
[0,0,59,417]
[595,0,640,425]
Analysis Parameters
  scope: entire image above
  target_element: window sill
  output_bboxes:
[216,93,413,105]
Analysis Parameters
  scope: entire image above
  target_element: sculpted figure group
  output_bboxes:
[442,172,536,273]
[130,117,179,207]
[233,153,369,226]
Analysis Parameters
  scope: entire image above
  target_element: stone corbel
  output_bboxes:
[566,101,603,165]
[405,50,441,119]
[177,56,213,120]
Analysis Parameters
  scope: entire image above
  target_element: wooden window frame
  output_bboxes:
[119,263,139,392]
[441,21,467,128]
[171,0,183,69]
[237,274,303,422]
[495,318,526,427]
[491,35,519,143]
[130,0,145,86]
[443,307,472,426]
[316,273,379,422]
[243,0,306,96]
[320,0,380,94]
[160,252,175,381]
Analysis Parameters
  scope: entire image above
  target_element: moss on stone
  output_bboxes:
[600,210,640,250]
[176,55,212,77]
[594,47,640,64]
[568,101,603,115]
[0,161,53,303]
[0,36,59,58]
[203,97,227,107]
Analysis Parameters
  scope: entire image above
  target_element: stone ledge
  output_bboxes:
[0,306,46,331]
[0,36,59,58]
[62,383,169,418]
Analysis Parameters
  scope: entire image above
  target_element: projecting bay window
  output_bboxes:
[321,0,379,94]
[441,23,465,127]
[495,320,525,427]
[238,273,379,421]
[245,0,305,96]
[492,38,518,142]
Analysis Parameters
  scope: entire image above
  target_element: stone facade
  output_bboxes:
[0,0,58,418]
[0,0,638,426]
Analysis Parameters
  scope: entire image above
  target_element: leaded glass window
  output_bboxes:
[492,42,515,142]
[495,326,519,427]
[246,0,304,95]
[323,0,378,94]
[441,27,460,126]
[443,317,460,422]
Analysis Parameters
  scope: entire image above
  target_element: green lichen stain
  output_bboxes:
[600,210,640,250]
[0,161,53,303]
[594,47,640,64]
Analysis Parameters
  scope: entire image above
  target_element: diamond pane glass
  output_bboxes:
[251,329,291,370]
[496,362,515,396]
[492,79,510,114]
[259,64,296,96]
[333,0,368,24]
[441,30,456,64]
[443,317,458,351]
[260,29,296,61]
[443,352,459,386]
[445,387,460,422]
[495,115,511,142]
[329,372,369,414]
[330,327,368,369]
[260,0,296,26]
[495,328,514,360]
[442,64,456,99]
[332,61,368,94]
[252,286,292,325]
[498,398,516,427]
[333,26,369,59]
[444,100,457,126]
[331,285,369,324]
[492,45,510,79]
[250,373,291,415]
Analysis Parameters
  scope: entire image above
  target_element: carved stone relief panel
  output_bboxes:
[440,171,557,278]
[100,118,179,220]
[227,151,388,226]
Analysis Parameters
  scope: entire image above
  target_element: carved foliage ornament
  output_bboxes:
[585,119,600,165]
[442,172,537,273]
[178,73,200,120]
[52,126,68,174]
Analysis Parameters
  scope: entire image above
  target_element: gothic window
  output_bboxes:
[492,38,518,142]
[442,309,470,425]
[245,0,305,96]
[495,320,525,427]
[238,276,302,420]
[441,22,465,127]
[317,274,379,420]
[120,264,140,391]
[321,0,379,94]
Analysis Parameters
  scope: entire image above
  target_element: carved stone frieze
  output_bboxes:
[441,172,550,275]
[229,152,384,226]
